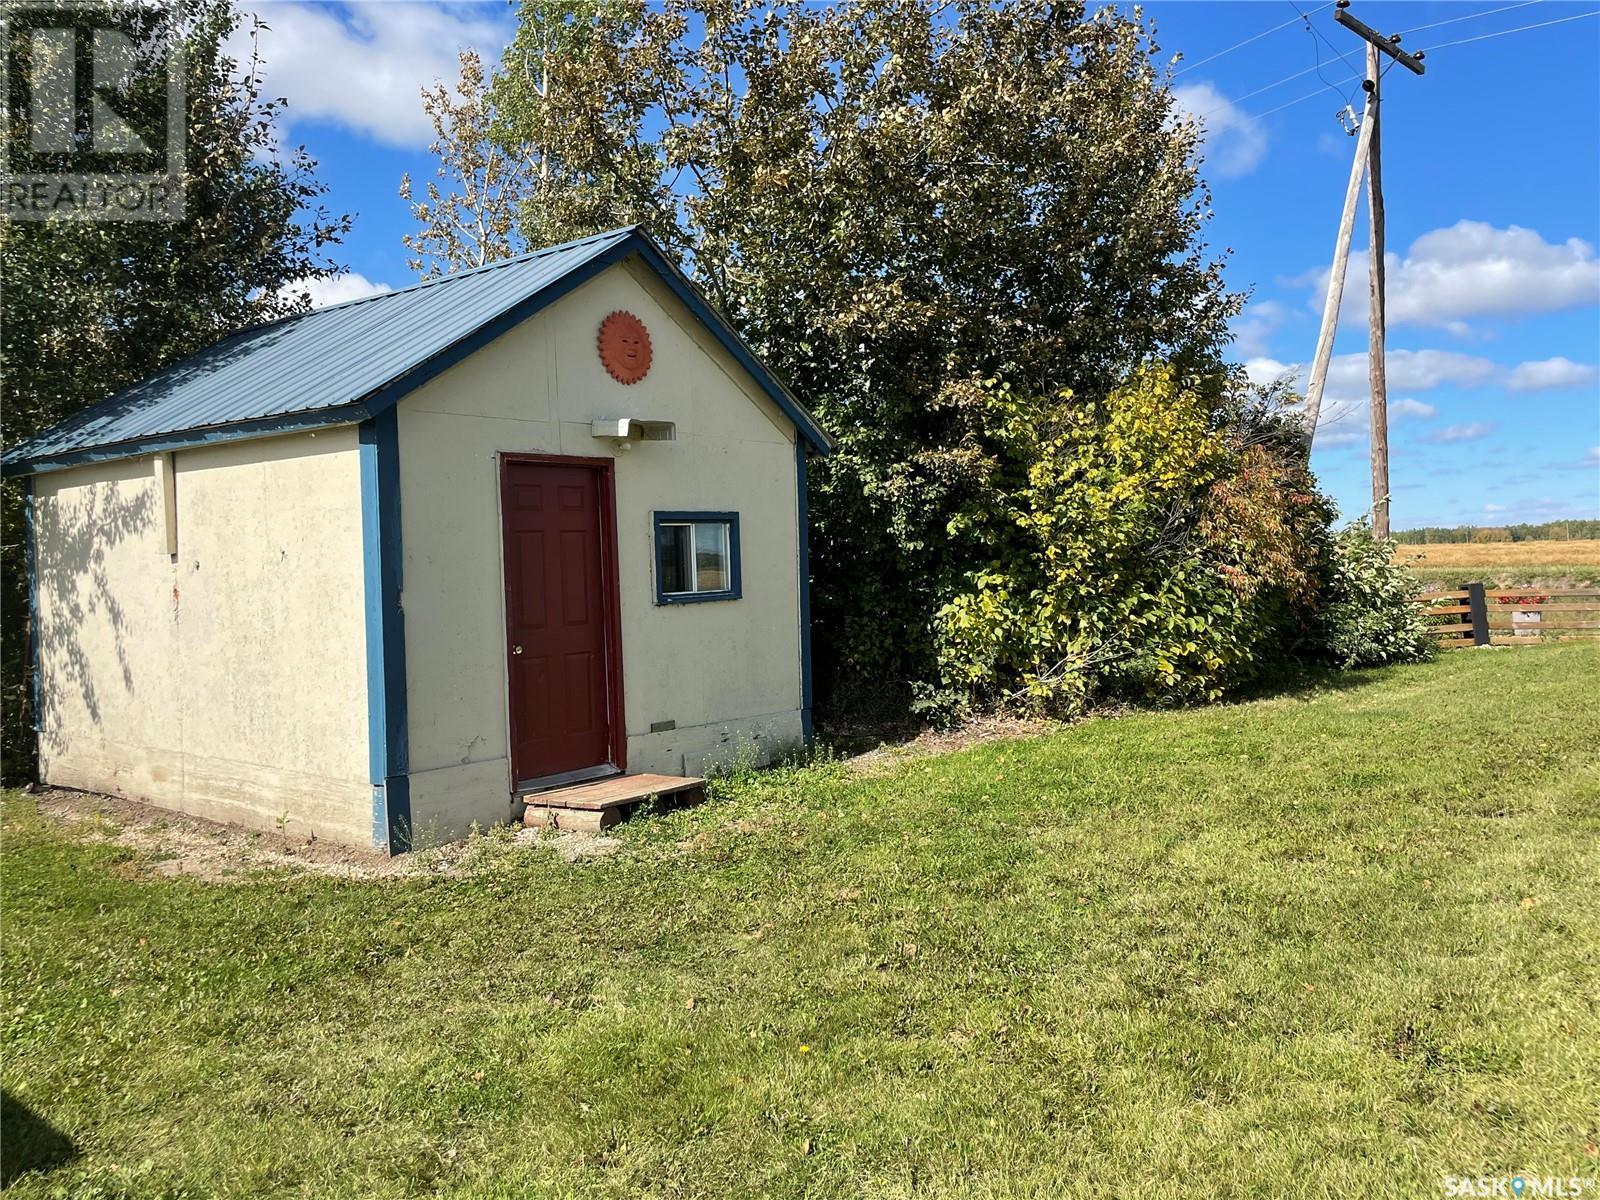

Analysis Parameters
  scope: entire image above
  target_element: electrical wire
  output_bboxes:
[1224,4,1596,125]
[1206,62,1322,111]
[1184,8,1368,118]
[1289,0,1361,110]
[1248,81,1359,121]
[1292,0,1364,77]
[1198,3,1594,127]
[1420,8,1599,51]
[1174,3,1334,77]
[1193,60,1365,121]
[1396,1,1541,38]
[1222,6,1587,124]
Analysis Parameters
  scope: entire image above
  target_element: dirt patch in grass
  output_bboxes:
[511,825,622,863]
[28,787,617,881]
[841,712,1062,776]
[33,787,407,881]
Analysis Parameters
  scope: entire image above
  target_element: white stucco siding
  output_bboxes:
[33,429,372,842]
[398,256,805,838]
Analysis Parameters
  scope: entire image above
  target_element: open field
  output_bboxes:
[4,644,1600,1198]
[1398,540,1600,590]
[1395,540,1600,568]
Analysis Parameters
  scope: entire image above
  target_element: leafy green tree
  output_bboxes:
[1,0,349,780]
[410,0,1238,715]
[935,367,1336,713]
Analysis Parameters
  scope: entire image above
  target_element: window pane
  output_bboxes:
[658,523,692,594]
[694,522,729,592]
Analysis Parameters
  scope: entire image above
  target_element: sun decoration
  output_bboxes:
[597,310,652,384]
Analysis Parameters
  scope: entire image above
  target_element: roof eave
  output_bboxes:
[624,236,833,456]
[2,402,372,478]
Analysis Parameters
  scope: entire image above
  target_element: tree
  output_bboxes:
[1,0,350,780]
[401,0,671,278]
[401,49,526,278]
[412,0,1238,715]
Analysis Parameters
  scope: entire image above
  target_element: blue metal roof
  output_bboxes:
[4,226,831,475]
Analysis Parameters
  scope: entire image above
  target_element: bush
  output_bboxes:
[1311,521,1434,668]
[933,366,1335,715]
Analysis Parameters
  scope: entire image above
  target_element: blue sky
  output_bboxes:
[242,0,1600,529]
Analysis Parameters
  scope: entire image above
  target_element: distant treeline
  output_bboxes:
[1393,521,1600,544]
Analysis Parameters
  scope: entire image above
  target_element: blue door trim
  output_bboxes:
[359,409,411,852]
[795,440,814,743]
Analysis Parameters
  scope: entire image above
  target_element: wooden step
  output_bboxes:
[521,773,705,833]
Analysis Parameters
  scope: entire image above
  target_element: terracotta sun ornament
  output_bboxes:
[598,310,652,384]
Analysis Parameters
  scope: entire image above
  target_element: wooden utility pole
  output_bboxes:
[1303,1,1424,542]
[1301,96,1375,447]
[1365,40,1389,538]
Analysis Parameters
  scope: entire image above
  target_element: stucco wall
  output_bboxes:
[398,256,804,839]
[32,429,372,842]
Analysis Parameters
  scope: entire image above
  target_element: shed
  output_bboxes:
[4,227,832,851]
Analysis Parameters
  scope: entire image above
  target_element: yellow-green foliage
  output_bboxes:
[937,366,1333,712]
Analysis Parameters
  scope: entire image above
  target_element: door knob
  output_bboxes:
[512,645,523,655]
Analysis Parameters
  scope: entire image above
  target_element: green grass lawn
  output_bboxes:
[4,644,1599,1199]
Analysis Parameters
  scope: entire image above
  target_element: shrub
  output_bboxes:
[1312,521,1435,668]
[933,366,1335,715]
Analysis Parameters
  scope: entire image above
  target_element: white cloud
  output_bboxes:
[1390,398,1436,420]
[1173,83,1268,178]
[1294,220,1600,330]
[1333,349,1496,393]
[1243,347,1587,404]
[1244,351,1523,450]
[1505,356,1600,392]
[1230,299,1286,358]
[1480,495,1600,523]
[280,272,393,308]
[230,3,509,148]
[1243,355,1294,388]
[1427,422,1497,445]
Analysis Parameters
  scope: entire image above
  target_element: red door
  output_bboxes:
[501,458,623,787]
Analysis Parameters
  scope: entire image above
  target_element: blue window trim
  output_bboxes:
[359,409,411,853]
[653,511,742,605]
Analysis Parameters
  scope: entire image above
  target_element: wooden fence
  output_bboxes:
[1416,583,1600,648]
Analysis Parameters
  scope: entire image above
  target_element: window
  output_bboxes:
[653,512,741,603]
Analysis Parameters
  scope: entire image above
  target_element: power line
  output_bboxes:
[1230,7,1597,122]
[1194,58,1353,119]
[1185,8,1369,119]
[1241,82,1344,121]
[1292,0,1364,77]
[1291,0,1360,107]
[1421,8,1600,51]
[1174,3,1334,77]
[1213,62,1323,109]
[1396,1,1542,39]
